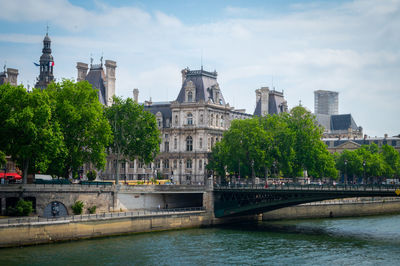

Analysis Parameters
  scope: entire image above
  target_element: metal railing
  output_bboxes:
[0,207,206,227]
[214,183,400,191]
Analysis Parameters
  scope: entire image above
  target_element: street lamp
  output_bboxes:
[344,159,348,185]
[363,160,366,184]
[179,160,182,185]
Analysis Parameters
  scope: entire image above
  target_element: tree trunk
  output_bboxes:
[115,152,120,185]
[23,158,29,184]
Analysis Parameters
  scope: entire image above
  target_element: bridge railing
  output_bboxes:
[0,207,206,226]
[214,183,400,191]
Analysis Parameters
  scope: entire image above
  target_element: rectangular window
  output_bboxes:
[173,160,177,169]
[199,160,202,169]
[121,162,125,169]
[156,160,160,169]
[138,161,144,169]
[174,138,177,150]
[163,159,169,169]
[199,138,203,149]
[129,162,135,168]
[165,141,169,152]
[186,159,192,169]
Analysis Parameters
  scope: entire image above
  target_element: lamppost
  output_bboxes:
[272,160,277,179]
[179,160,182,185]
[363,160,366,184]
[344,159,348,185]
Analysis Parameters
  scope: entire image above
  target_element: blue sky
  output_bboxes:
[0,0,399,137]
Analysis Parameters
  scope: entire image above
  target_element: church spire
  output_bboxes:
[35,31,54,89]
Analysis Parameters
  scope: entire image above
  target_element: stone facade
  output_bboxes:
[0,67,18,86]
[323,135,400,153]
[99,68,287,184]
[76,59,116,106]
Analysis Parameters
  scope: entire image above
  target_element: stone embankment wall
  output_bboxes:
[262,199,400,220]
[0,211,212,248]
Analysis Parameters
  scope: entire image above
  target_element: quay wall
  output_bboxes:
[0,212,211,248]
[262,199,400,220]
[0,210,256,248]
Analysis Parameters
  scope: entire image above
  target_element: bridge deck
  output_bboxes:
[213,184,400,218]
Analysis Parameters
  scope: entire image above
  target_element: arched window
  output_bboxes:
[174,137,177,149]
[175,115,178,126]
[216,115,219,127]
[187,113,193,125]
[186,136,193,151]
[200,114,204,124]
[210,114,214,126]
[199,138,203,149]
[188,91,193,102]
[220,115,224,127]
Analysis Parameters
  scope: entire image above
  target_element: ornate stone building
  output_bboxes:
[99,68,288,184]
[76,59,116,106]
[0,67,18,86]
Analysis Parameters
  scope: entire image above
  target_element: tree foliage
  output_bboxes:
[208,106,337,181]
[105,96,160,184]
[44,80,112,178]
[335,143,400,183]
[0,84,65,183]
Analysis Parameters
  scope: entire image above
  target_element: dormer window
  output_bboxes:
[185,80,196,102]
[156,111,163,128]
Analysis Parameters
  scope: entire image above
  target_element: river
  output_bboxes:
[1,214,400,265]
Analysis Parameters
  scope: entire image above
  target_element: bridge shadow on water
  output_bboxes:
[216,214,400,246]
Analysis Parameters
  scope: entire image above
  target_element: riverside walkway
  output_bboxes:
[0,207,205,226]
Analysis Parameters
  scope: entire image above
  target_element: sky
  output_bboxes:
[0,0,399,137]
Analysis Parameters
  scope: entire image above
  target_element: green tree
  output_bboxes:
[105,96,160,184]
[0,84,65,183]
[44,80,112,178]
[380,144,400,179]
[284,106,327,178]
[0,150,6,167]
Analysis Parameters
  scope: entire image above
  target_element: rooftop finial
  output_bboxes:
[201,49,203,70]
[100,53,103,67]
[299,99,302,106]
[90,54,93,67]
[3,63,5,72]
[46,23,49,35]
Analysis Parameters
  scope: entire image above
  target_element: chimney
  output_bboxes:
[105,60,117,106]
[259,87,269,116]
[133,88,139,103]
[76,62,88,82]
[6,68,18,86]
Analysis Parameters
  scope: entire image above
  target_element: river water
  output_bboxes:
[1,214,400,265]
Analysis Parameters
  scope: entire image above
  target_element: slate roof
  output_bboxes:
[176,69,226,105]
[253,90,286,116]
[330,114,358,131]
[144,102,172,128]
[85,67,107,105]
